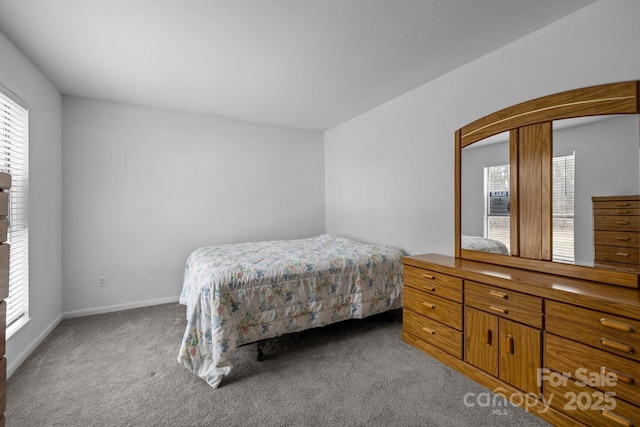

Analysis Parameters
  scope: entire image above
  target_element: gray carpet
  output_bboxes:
[6,303,550,426]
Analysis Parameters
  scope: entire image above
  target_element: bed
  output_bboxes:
[461,235,510,255]
[177,234,404,388]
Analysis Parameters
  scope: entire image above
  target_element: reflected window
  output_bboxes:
[552,152,575,263]
[484,164,510,251]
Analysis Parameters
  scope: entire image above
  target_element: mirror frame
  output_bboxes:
[455,81,640,287]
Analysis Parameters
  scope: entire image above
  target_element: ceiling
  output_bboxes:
[0,0,596,131]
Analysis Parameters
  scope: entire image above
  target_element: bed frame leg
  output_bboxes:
[257,340,266,361]
[385,311,394,323]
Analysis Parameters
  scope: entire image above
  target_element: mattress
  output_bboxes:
[462,234,510,255]
[178,234,403,388]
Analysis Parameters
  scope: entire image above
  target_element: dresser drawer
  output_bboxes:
[594,199,640,210]
[546,319,640,362]
[594,215,640,232]
[594,207,640,216]
[595,231,640,248]
[545,333,640,407]
[465,293,542,329]
[403,309,463,359]
[0,192,6,218]
[403,265,463,302]
[545,375,640,427]
[0,302,4,357]
[546,300,640,341]
[465,281,542,313]
[404,287,462,330]
[0,245,7,301]
[595,245,640,264]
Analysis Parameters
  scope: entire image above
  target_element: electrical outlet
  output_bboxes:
[98,276,107,287]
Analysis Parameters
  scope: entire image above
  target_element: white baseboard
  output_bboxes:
[63,295,180,319]
[7,295,181,378]
[7,313,64,379]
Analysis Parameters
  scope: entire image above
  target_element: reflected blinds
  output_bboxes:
[552,152,575,263]
[0,84,29,332]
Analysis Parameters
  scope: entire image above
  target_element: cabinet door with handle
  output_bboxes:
[465,307,499,377]
[499,318,541,395]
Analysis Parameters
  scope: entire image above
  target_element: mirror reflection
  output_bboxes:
[553,115,640,268]
[461,115,640,271]
[461,131,511,255]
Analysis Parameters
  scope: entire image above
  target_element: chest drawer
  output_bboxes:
[403,309,462,359]
[404,287,462,330]
[545,333,640,407]
[594,208,640,216]
[595,231,640,248]
[595,245,640,264]
[403,265,463,302]
[545,375,640,427]
[465,281,542,313]
[594,199,640,210]
[546,300,640,343]
[594,215,640,232]
[465,293,542,329]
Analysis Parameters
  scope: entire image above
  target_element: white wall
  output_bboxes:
[62,97,324,315]
[554,115,640,264]
[0,31,63,375]
[325,0,640,256]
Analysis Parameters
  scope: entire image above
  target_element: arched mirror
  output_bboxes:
[456,81,640,287]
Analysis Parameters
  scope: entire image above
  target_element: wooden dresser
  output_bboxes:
[0,172,9,427]
[402,254,640,427]
[593,195,640,269]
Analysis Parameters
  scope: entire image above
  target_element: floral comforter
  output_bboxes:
[462,235,510,255]
[178,234,403,388]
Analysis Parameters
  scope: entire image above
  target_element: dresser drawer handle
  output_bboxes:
[617,210,631,214]
[616,237,632,241]
[601,409,635,427]
[489,290,508,299]
[600,338,635,354]
[422,285,436,292]
[616,203,631,207]
[617,221,631,225]
[422,274,435,280]
[600,367,636,385]
[600,318,636,333]
[485,329,493,346]
[422,301,435,309]
[422,327,435,335]
[506,335,514,354]
[489,306,508,314]
[616,252,631,257]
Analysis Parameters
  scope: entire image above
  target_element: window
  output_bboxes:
[485,152,575,262]
[485,163,511,252]
[552,152,575,263]
[0,83,29,338]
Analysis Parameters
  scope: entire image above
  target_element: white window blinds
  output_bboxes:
[0,84,29,336]
[552,152,575,263]
[485,164,511,251]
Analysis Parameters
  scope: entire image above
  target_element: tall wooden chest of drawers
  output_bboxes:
[0,172,10,427]
[593,195,640,268]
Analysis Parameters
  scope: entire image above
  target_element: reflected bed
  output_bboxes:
[462,235,510,255]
